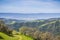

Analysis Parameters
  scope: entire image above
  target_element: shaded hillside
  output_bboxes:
[39,20,60,35]
[0,18,60,35]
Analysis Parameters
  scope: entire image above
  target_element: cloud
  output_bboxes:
[0,0,60,13]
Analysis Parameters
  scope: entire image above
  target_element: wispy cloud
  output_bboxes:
[0,0,60,13]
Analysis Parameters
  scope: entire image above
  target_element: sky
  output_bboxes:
[0,0,60,13]
[0,13,60,20]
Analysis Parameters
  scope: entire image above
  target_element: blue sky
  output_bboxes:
[0,0,60,13]
[0,13,60,20]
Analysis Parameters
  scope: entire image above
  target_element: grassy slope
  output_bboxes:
[0,32,33,40]
[39,21,56,28]
[14,34,33,40]
[0,32,18,40]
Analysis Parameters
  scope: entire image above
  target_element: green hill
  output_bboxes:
[0,32,34,40]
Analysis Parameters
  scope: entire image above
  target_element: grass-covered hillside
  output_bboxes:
[0,32,33,40]
[0,20,34,40]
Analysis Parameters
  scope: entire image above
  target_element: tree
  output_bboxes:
[39,32,54,40]
[0,20,12,36]
[54,36,60,40]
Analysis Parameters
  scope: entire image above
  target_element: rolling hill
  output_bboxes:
[0,18,60,35]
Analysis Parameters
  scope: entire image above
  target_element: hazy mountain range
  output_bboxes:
[0,13,60,20]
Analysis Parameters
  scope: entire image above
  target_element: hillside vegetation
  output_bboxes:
[0,18,60,40]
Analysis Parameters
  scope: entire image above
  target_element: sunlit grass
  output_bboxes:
[0,32,33,40]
